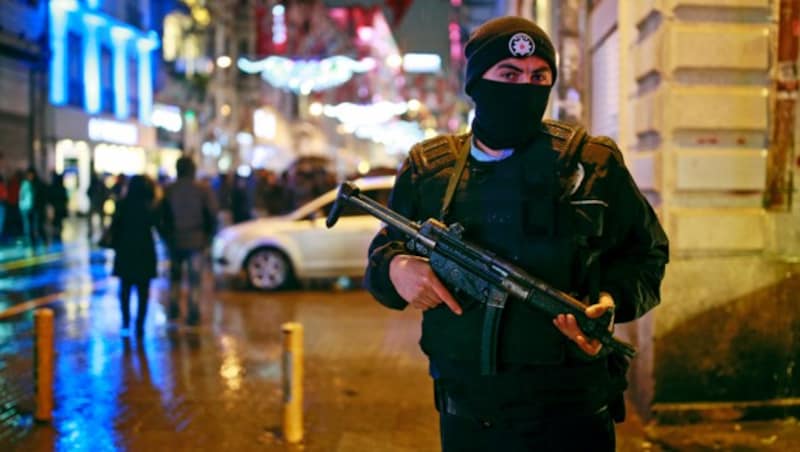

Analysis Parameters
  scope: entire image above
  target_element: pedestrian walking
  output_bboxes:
[110,175,159,336]
[5,170,22,241]
[159,156,218,326]
[0,173,7,242]
[87,171,110,239]
[33,169,48,246]
[230,174,252,224]
[18,167,40,248]
[364,16,669,452]
[49,172,69,243]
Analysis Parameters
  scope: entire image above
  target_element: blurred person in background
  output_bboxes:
[261,170,288,216]
[0,173,7,242]
[230,174,252,224]
[48,171,69,243]
[160,156,218,326]
[210,172,232,227]
[87,171,111,239]
[5,170,23,242]
[364,16,668,451]
[18,167,42,248]
[33,168,48,245]
[110,175,159,337]
[111,173,128,206]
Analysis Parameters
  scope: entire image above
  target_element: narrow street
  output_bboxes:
[0,220,677,451]
[2,221,799,451]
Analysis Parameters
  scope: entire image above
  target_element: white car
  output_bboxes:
[212,175,395,290]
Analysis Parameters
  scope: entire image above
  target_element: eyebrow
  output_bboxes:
[496,63,552,73]
[496,63,524,72]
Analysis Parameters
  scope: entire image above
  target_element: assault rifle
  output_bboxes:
[326,182,636,374]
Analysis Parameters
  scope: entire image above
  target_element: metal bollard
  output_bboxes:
[34,308,54,422]
[281,322,304,443]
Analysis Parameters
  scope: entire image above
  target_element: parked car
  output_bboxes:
[212,175,394,290]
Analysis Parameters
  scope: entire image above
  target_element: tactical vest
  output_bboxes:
[406,119,622,369]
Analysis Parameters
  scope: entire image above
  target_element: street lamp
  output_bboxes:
[216,55,232,69]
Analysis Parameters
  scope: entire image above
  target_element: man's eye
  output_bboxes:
[501,72,518,81]
[532,73,551,84]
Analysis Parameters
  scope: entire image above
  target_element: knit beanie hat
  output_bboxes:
[464,16,558,95]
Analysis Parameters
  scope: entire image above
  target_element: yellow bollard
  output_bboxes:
[34,308,54,422]
[281,322,304,443]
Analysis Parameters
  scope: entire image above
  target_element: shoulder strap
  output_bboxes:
[439,135,470,221]
[541,119,587,175]
[409,135,456,177]
[541,119,589,199]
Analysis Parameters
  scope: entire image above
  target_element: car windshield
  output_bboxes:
[286,181,392,221]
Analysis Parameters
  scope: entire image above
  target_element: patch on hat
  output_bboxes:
[508,32,535,57]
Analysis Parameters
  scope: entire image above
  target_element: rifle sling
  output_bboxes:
[439,135,470,221]
[438,135,505,375]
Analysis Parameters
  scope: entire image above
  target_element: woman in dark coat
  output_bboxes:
[110,175,158,336]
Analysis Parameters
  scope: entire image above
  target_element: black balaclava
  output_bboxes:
[464,16,558,150]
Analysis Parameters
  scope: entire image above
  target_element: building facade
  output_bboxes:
[0,0,47,173]
[586,0,799,421]
[44,0,169,213]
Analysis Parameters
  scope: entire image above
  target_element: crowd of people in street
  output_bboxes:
[0,164,69,249]
[0,152,346,252]
[210,156,339,225]
[0,151,348,337]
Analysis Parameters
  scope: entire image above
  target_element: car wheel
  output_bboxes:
[245,248,294,290]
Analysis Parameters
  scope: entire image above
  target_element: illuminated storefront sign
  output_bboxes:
[151,104,183,132]
[88,118,138,145]
[253,109,277,139]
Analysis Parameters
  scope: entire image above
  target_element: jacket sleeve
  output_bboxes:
[599,162,669,323]
[363,158,419,310]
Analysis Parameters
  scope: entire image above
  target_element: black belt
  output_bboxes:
[438,393,608,428]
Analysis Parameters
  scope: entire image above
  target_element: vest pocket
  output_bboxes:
[421,303,485,362]
[570,200,607,301]
[571,200,607,240]
[500,304,567,365]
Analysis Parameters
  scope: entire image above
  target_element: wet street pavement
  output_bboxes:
[1,220,798,451]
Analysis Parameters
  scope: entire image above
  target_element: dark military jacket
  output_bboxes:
[364,120,668,386]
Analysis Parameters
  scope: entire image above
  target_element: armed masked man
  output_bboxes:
[364,16,669,452]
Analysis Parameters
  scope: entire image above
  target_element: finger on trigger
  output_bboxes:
[430,276,462,315]
[417,296,438,309]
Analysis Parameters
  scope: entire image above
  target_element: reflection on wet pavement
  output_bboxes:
[0,313,36,445]
[4,281,437,451]
[1,220,439,451]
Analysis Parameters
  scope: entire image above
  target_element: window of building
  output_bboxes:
[100,45,113,114]
[128,57,138,118]
[125,0,142,29]
[67,32,83,108]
